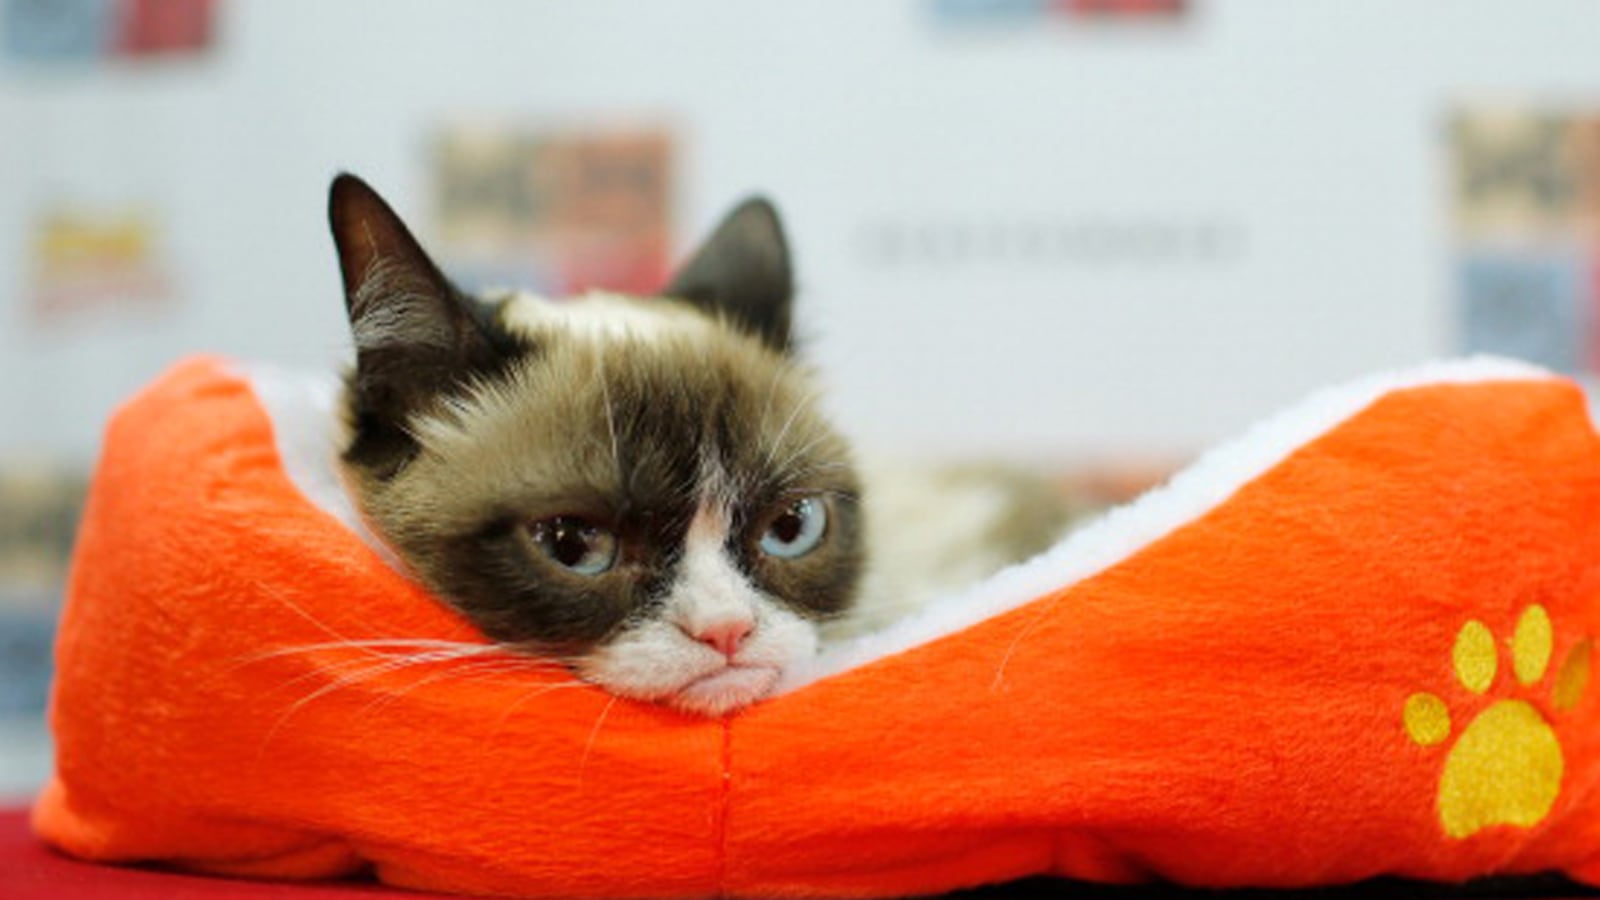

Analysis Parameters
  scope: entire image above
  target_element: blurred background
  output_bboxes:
[2,0,1599,803]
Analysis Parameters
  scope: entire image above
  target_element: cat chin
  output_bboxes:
[578,659,782,717]
[665,664,782,717]
[582,653,792,717]
[576,601,821,716]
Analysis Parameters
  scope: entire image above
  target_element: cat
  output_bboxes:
[327,174,1082,717]
[328,173,861,717]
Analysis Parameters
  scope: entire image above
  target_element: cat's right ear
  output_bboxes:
[329,173,510,476]
[328,172,455,338]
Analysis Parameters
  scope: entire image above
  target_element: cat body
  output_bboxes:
[326,174,1076,717]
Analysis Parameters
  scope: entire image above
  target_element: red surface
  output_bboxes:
[0,807,446,899]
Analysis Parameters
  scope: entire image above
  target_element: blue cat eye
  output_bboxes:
[758,497,827,560]
[528,516,617,576]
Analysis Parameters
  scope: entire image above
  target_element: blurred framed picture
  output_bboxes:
[433,125,674,297]
[1450,106,1600,373]
[2,0,215,63]
[27,205,175,326]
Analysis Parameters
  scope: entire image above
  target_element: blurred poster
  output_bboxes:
[1058,0,1185,17]
[1452,111,1585,237]
[1,0,112,61]
[0,467,82,598]
[28,205,177,325]
[433,126,674,297]
[1,0,214,63]
[1451,107,1600,374]
[117,0,216,57]
[1458,251,1584,375]
[928,0,1186,27]
[0,466,84,715]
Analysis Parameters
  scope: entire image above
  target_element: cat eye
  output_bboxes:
[758,497,827,560]
[528,516,618,576]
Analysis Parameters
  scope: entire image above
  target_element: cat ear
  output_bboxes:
[328,173,511,475]
[664,197,794,352]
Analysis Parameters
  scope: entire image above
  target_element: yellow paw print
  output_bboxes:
[1403,605,1591,838]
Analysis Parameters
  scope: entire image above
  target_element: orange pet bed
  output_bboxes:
[34,355,1600,898]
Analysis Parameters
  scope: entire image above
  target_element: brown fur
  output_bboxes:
[345,307,862,650]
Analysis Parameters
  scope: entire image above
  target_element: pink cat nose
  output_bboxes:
[691,620,753,658]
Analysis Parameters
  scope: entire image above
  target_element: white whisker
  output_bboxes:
[772,430,832,478]
[253,644,554,758]
[594,346,624,487]
[990,591,1065,692]
[353,655,558,718]
[242,638,503,666]
[578,695,621,787]
[763,383,824,472]
[486,679,596,742]
[756,365,787,437]
[255,581,368,648]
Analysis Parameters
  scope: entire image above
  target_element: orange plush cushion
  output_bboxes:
[33,355,1600,898]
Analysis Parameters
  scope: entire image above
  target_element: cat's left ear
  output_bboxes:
[328,173,517,477]
[664,197,794,352]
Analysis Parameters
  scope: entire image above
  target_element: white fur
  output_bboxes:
[498,290,716,345]
[351,261,455,352]
[575,498,818,716]
[674,503,759,639]
[234,362,407,573]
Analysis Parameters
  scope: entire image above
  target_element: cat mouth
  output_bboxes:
[670,664,781,717]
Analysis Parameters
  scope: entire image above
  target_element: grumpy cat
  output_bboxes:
[328,174,861,717]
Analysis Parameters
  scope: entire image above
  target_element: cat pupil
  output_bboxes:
[772,511,803,543]
[532,517,616,575]
[553,527,590,567]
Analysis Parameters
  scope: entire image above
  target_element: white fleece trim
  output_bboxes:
[231,362,406,573]
[777,355,1557,692]
[234,356,1560,692]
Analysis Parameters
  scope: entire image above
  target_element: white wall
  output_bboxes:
[3,0,1599,465]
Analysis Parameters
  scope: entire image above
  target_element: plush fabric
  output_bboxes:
[33,355,1600,899]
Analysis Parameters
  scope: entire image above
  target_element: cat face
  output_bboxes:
[328,174,861,716]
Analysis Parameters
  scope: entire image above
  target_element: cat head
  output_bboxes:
[328,174,860,716]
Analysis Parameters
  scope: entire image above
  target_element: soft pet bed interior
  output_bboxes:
[33,355,1600,899]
